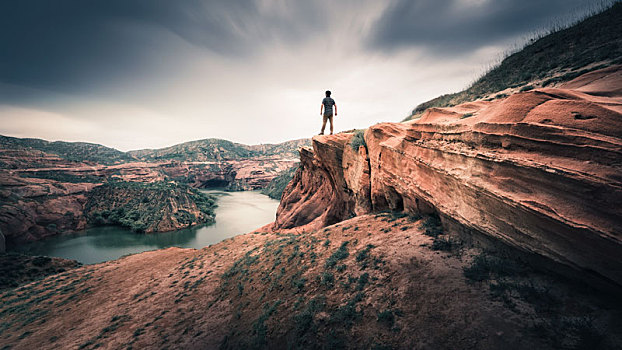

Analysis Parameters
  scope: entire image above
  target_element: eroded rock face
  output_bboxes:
[0,174,94,245]
[0,149,297,245]
[275,65,622,288]
[274,133,372,231]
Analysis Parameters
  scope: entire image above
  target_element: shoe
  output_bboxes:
[318,132,324,135]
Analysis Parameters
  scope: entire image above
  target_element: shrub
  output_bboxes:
[252,300,283,348]
[350,129,367,151]
[431,237,454,251]
[329,292,364,327]
[293,295,326,337]
[321,272,334,287]
[377,310,395,327]
[325,242,349,268]
[421,215,443,237]
[32,256,51,267]
[519,85,534,91]
[355,244,375,269]
[463,253,527,282]
[356,273,370,291]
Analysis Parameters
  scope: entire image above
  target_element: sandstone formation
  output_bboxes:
[84,181,216,234]
[0,173,96,244]
[275,65,622,289]
[0,136,305,246]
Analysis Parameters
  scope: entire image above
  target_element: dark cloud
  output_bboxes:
[0,0,326,96]
[368,0,602,54]
[0,0,605,105]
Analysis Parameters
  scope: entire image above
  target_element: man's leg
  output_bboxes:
[329,115,334,135]
[320,115,328,135]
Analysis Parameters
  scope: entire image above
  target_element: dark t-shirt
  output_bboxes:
[322,97,335,115]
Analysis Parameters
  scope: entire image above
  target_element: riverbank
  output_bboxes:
[8,190,279,264]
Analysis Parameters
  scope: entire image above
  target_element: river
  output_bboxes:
[10,190,279,264]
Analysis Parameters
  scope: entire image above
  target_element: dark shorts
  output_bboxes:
[323,114,333,123]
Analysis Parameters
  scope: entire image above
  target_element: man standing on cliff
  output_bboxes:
[319,90,337,135]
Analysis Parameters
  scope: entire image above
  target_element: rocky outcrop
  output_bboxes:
[84,181,216,233]
[0,174,96,245]
[0,141,298,245]
[0,171,216,245]
[275,133,372,231]
[275,65,622,288]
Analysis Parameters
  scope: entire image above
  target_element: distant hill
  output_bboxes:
[129,138,310,162]
[0,135,310,164]
[0,135,135,165]
[405,2,622,120]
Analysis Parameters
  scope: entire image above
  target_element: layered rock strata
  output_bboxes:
[274,65,622,288]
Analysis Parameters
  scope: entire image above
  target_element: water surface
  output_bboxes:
[11,190,279,264]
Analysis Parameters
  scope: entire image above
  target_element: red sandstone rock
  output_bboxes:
[275,65,622,288]
[0,154,296,244]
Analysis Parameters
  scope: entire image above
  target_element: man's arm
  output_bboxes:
[320,104,324,115]
[334,103,337,116]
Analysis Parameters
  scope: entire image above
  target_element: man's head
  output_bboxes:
[325,90,331,97]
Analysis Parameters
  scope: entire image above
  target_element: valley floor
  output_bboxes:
[1,213,621,349]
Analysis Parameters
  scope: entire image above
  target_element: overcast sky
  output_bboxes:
[0,0,605,151]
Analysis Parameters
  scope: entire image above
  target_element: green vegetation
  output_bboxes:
[405,3,622,120]
[349,129,367,151]
[320,272,335,287]
[463,252,528,282]
[18,170,103,183]
[251,300,283,349]
[260,166,298,200]
[355,244,375,269]
[293,295,326,337]
[430,237,454,251]
[356,273,370,291]
[85,181,217,233]
[325,241,349,268]
[0,252,80,290]
[420,215,443,238]
[462,251,610,348]
[129,138,311,162]
[0,135,135,165]
[377,310,396,328]
[519,85,534,92]
[218,233,386,349]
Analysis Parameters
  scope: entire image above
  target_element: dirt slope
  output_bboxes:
[1,214,620,349]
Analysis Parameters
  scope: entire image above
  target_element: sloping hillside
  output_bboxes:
[0,135,135,165]
[128,138,310,162]
[406,2,622,120]
[1,214,620,349]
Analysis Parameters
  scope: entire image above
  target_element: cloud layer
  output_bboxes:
[0,0,605,150]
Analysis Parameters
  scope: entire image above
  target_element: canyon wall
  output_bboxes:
[0,144,297,245]
[274,65,622,288]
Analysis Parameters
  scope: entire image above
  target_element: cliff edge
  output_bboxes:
[274,65,622,289]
